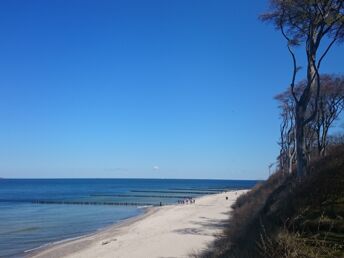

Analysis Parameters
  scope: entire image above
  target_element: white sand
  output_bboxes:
[30,190,247,258]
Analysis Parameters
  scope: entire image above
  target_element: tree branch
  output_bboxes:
[280,23,299,103]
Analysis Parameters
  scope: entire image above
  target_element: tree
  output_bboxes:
[312,74,344,156]
[275,89,296,174]
[275,74,344,173]
[261,0,344,177]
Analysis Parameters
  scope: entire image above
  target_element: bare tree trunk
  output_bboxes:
[320,126,329,157]
[295,52,318,177]
[295,105,306,177]
[288,145,295,174]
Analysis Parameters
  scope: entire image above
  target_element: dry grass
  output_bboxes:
[196,145,344,258]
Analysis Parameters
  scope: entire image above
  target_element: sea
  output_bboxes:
[0,179,258,258]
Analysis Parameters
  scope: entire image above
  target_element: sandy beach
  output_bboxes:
[29,190,247,258]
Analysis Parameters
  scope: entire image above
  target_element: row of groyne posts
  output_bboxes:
[2,188,240,207]
[31,200,155,206]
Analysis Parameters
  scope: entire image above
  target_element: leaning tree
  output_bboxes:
[261,0,344,177]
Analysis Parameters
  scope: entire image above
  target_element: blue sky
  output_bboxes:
[0,0,343,179]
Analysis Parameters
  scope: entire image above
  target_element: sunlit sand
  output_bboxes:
[30,190,247,258]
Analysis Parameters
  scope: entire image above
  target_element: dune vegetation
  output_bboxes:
[197,144,344,258]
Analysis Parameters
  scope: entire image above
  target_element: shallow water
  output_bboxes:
[0,179,257,257]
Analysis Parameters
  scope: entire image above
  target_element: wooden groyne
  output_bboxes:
[31,200,157,206]
[131,190,217,195]
[0,199,157,206]
[90,194,194,199]
[168,188,226,192]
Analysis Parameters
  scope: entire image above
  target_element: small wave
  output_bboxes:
[137,205,153,209]
[24,235,87,253]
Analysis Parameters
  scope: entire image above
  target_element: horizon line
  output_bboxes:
[0,177,262,181]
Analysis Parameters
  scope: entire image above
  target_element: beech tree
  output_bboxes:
[261,0,344,177]
[275,90,296,174]
[312,75,344,156]
[276,74,344,173]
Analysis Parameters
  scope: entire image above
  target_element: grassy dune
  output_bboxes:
[198,145,344,258]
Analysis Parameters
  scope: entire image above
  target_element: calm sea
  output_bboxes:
[0,179,257,257]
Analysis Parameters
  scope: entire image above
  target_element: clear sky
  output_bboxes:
[0,0,343,179]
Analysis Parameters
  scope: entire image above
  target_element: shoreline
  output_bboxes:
[28,190,248,258]
[26,206,158,257]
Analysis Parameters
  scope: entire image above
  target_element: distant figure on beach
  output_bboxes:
[226,196,228,200]
[179,198,197,205]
